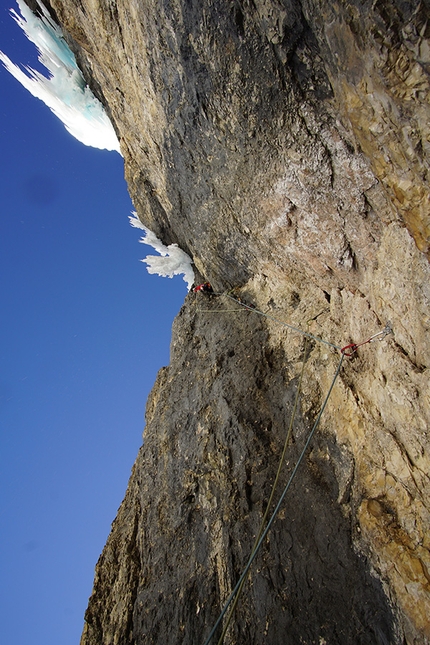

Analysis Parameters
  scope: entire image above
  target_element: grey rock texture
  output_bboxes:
[82,300,399,645]
[44,0,429,643]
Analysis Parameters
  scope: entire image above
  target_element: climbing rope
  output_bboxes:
[195,287,392,644]
[203,351,346,645]
[219,292,342,351]
[203,290,392,359]
[214,334,310,645]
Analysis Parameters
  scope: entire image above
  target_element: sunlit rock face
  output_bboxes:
[45,0,429,643]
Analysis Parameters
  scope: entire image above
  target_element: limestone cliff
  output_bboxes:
[45,1,429,643]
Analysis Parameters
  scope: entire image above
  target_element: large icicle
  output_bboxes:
[129,213,195,290]
[0,0,121,153]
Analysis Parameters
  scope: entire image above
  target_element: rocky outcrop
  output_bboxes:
[45,0,429,643]
[81,298,400,645]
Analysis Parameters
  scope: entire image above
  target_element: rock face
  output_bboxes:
[46,0,429,643]
[81,301,400,645]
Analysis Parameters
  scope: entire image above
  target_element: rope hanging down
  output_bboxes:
[214,334,310,645]
[203,352,346,645]
[194,287,393,644]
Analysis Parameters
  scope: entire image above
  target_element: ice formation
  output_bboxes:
[129,213,195,290]
[0,0,121,153]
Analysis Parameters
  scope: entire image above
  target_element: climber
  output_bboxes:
[193,282,214,294]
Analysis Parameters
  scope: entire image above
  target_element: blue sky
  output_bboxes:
[0,2,187,643]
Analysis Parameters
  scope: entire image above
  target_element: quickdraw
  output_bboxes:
[341,322,393,357]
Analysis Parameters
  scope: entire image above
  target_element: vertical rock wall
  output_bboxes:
[44,0,429,642]
[82,298,401,645]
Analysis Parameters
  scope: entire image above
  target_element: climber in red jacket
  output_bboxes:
[193,282,213,294]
